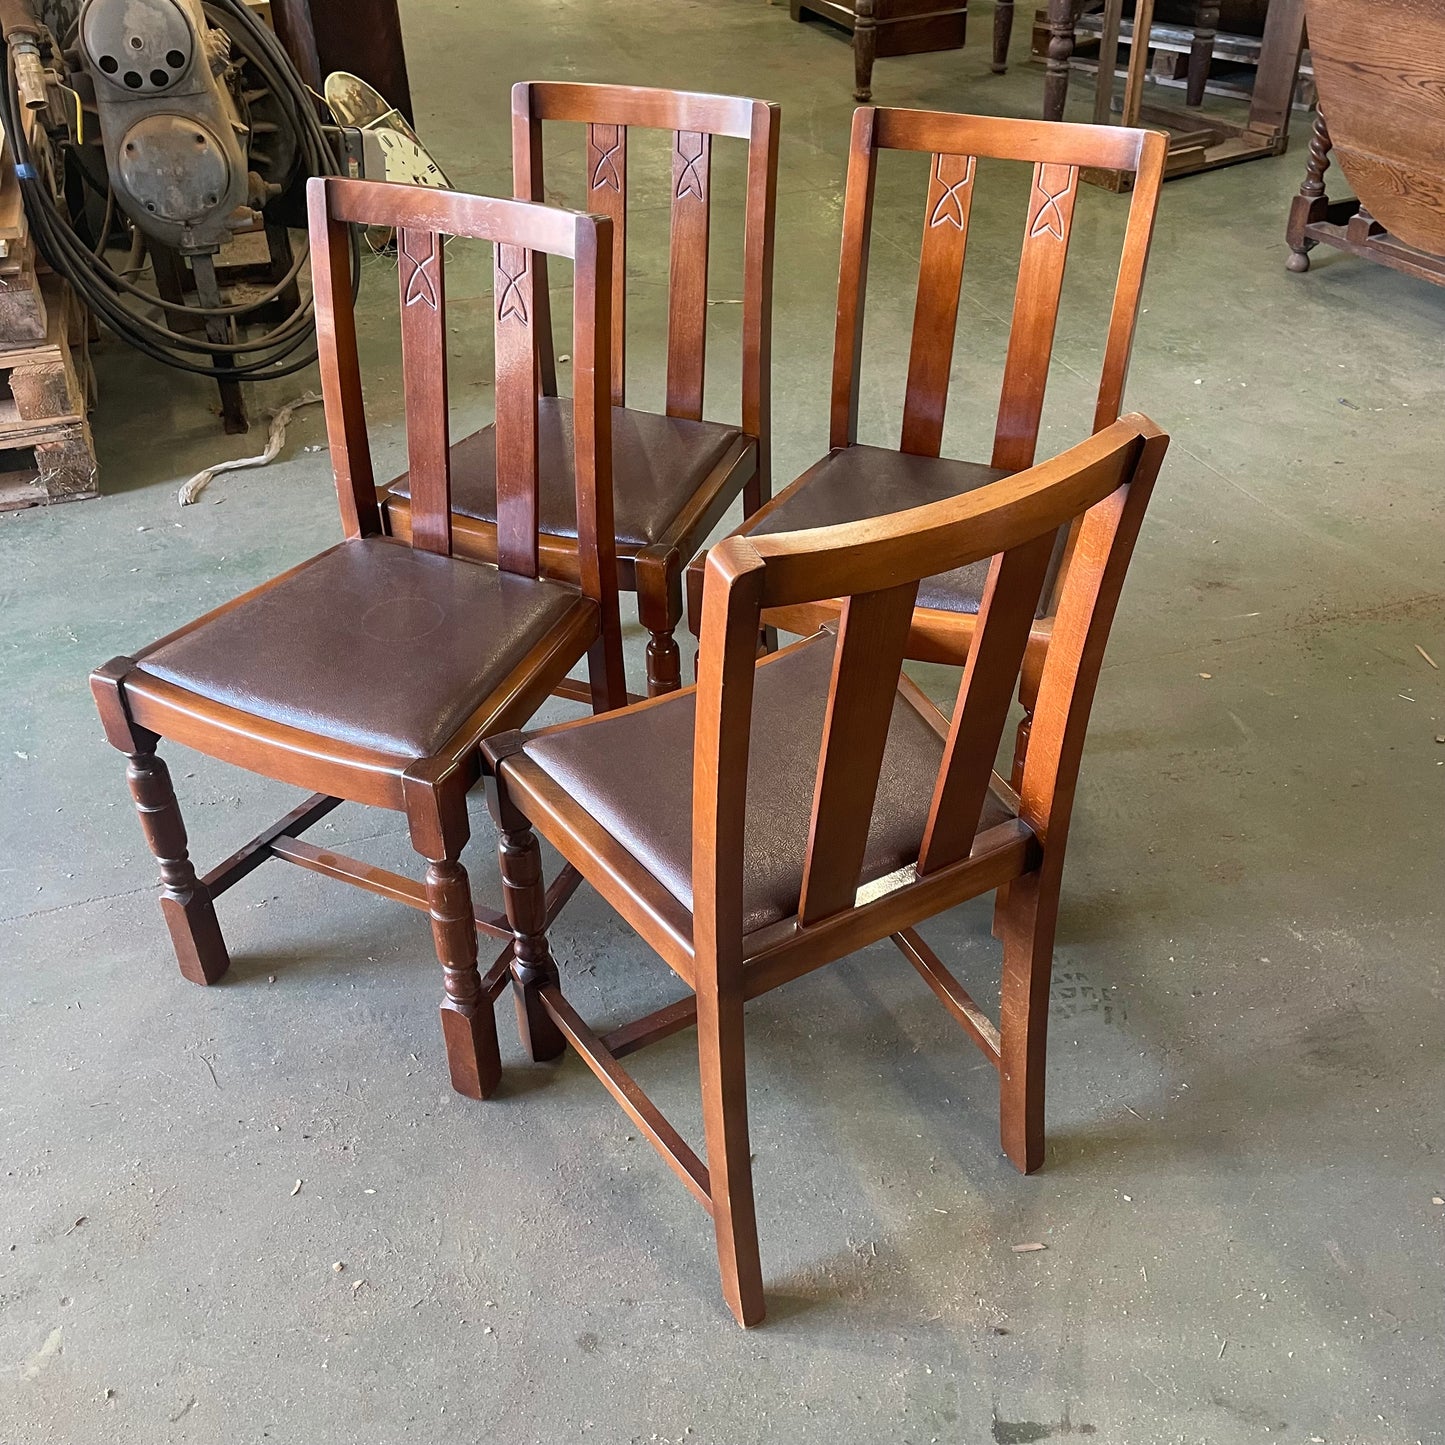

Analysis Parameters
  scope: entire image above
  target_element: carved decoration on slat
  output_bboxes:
[1028,163,1077,240]
[928,153,976,230]
[400,230,440,310]
[588,124,624,192]
[675,131,708,201]
[496,245,530,326]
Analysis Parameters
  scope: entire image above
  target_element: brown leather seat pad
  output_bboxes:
[522,631,1011,935]
[388,397,745,549]
[749,446,1060,616]
[139,538,584,759]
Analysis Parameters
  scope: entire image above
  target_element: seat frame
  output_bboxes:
[382,81,781,699]
[687,106,1165,778]
[91,177,627,1100]
[484,416,1168,1324]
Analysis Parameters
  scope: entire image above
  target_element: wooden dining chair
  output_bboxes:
[482,414,1168,1325]
[89,177,626,1101]
[686,107,1165,782]
[382,81,780,699]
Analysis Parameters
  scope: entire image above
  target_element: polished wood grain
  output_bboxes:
[381,82,780,699]
[1286,0,1445,284]
[485,415,1169,1324]
[90,177,627,1100]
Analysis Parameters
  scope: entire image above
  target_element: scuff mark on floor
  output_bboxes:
[19,1326,63,1381]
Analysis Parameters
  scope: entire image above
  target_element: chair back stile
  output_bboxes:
[692,418,1167,947]
[309,184,380,541]
[828,108,1168,470]
[305,178,626,701]
[511,81,780,443]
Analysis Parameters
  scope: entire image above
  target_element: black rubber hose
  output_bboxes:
[1,0,359,382]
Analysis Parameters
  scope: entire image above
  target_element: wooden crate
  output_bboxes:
[0,121,46,344]
[0,279,98,511]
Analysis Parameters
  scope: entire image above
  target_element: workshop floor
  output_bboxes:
[3,2,1443,1442]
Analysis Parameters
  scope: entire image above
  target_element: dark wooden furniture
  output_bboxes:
[1018,1,1286,108]
[271,0,414,121]
[1031,0,1306,188]
[89,177,626,1101]
[483,415,1169,1325]
[791,0,969,102]
[687,107,1165,785]
[998,0,1268,104]
[381,82,779,700]
[1286,0,1445,286]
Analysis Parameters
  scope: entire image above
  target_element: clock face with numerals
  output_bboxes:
[373,128,445,188]
[324,71,451,190]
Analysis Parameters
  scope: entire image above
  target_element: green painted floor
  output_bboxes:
[2,2,1443,1442]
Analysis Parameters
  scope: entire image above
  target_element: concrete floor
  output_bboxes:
[3,1,1443,1441]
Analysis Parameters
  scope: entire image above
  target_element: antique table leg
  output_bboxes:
[1286,110,1332,272]
[992,0,1015,72]
[1043,0,1076,122]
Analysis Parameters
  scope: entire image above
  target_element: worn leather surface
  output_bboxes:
[140,538,583,758]
[388,398,745,549]
[523,631,1012,934]
[748,446,1064,616]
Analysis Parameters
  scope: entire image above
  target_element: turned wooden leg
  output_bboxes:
[426,857,502,1100]
[1010,710,1033,794]
[1010,655,1042,793]
[646,627,683,697]
[698,976,765,1326]
[126,748,230,985]
[496,819,565,1064]
[1186,0,1219,106]
[1043,0,1075,122]
[636,551,686,698]
[853,0,878,102]
[1286,110,1332,273]
[992,0,1015,72]
[996,870,1061,1174]
[742,459,769,519]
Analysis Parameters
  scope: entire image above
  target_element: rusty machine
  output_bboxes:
[1,0,361,431]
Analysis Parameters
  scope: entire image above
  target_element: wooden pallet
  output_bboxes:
[0,106,49,345]
[0,279,98,511]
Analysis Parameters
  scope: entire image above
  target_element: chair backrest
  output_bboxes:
[831,107,1167,472]
[308,177,623,614]
[511,81,780,445]
[691,415,1168,950]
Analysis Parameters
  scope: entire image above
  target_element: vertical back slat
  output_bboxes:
[900,151,978,457]
[992,161,1081,471]
[307,181,379,540]
[830,108,880,450]
[586,122,628,406]
[511,90,557,397]
[666,130,712,420]
[917,533,1057,874]
[397,225,450,556]
[571,217,628,712]
[493,241,539,578]
[797,583,920,925]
